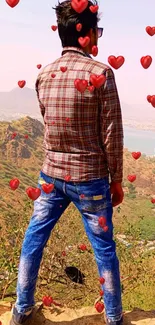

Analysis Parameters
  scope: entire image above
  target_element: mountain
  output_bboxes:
[0,87,154,125]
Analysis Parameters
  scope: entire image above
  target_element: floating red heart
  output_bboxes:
[140,56,152,69]
[150,96,155,108]
[78,244,87,251]
[91,45,98,57]
[42,296,53,306]
[87,85,95,93]
[71,0,88,13]
[78,36,90,47]
[24,134,29,139]
[89,5,98,13]
[108,56,125,69]
[51,73,56,78]
[37,64,42,69]
[18,80,26,88]
[74,79,88,93]
[90,74,106,88]
[42,183,54,194]
[62,251,67,257]
[76,23,82,32]
[9,178,20,190]
[11,132,17,139]
[103,225,109,232]
[98,216,106,227]
[146,26,155,36]
[64,175,71,181]
[127,175,136,182]
[51,25,57,31]
[95,301,104,313]
[99,277,105,285]
[100,290,104,296]
[80,194,85,198]
[151,198,155,204]
[132,152,141,160]
[6,0,20,8]
[26,187,41,200]
[60,66,67,72]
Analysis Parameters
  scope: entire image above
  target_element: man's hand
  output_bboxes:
[110,182,124,207]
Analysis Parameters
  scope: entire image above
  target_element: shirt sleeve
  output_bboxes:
[35,77,45,119]
[99,68,124,183]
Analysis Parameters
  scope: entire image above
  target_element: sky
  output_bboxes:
[0,0,155,106]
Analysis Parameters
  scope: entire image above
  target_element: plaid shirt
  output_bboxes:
[35,46,124,182]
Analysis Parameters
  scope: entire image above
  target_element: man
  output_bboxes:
[10,0,124,324]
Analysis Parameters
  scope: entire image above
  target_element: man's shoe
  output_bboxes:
[10,305,33,325]
[104,313,124,325]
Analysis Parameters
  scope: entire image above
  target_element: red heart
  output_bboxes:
[42,183,54,194]
[151,198,155,204]
[95,302,104,313]
[71,0,88,13]
[51,73,56,78]
[24,134,29,139]
[78,36,90,47]
[150,95,155,108]
[127,175,136,182]
[51,25,57,31]
[89,5,98,13]
[87,85,95,93]
[37,64,42,69]
[9,178,20,190]
[80,194,85,198]
[146,26,155,36]
[147,95,152,103]
[99,277,105,285]
[140,56,152,69]
[26,187,41,200]
[98,216,106,227]
[108,56,125,69]
[64,175,71,181]
[76,23,82,32]
[132,152,141,160]
[6,0,20,8]
[18,80,26,88]
[100,290,104,296]
[42,296,53,306]
[60,66,67,72]
[78,244,87,251]
[91,45,98,57]
[103,225,109,232]
[66,117,70,122]
[62,251,67,257]
[74,79,88,93]
[90,74,106,88]
[11,132,17,139]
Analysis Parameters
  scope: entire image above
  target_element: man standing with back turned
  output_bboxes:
[10,1,124,324]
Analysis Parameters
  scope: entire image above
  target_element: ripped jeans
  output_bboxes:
[15,171,123,321]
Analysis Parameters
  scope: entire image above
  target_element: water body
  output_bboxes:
[124,126,155,157]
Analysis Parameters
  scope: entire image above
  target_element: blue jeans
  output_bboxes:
[15,171,122,321]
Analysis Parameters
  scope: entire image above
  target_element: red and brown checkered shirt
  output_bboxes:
[35,46,124,183]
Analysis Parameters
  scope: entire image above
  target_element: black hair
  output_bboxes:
[53,0,100,48]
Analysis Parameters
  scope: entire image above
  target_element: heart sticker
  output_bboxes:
[60,66,67,72]
[146,26,155,36]
[37,64,42,69]
[51,25,58,31]
[151,198,155,204]
[98,216,106,227]
[51,73,56,78]
[64,175,71,182]
[127,175,136,182]
[108,56,125,69]
[71,0,88,13]
[132,152,141,160]
[26,187,41,200]
[147,95,152,103]
[9,178,20,190]
[78,36,90,47]
[140,56,152,69]
[91,45,98,57]
[89,5,98,13]
[87,85,95,93]
[150,96,155,108]
[90,74,106,88]
[76,23,82,32]
[18,80,26,88]
[74,79,88,93]
[6,0,20,7]
[42,183,54,194]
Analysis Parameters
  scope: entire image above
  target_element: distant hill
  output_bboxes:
[0,87,154,124]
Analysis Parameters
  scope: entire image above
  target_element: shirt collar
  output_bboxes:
[62,46,92,59]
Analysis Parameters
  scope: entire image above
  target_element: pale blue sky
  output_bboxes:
[0,0,155,105]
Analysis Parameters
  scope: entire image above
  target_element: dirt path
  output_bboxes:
[0,302,155,325]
